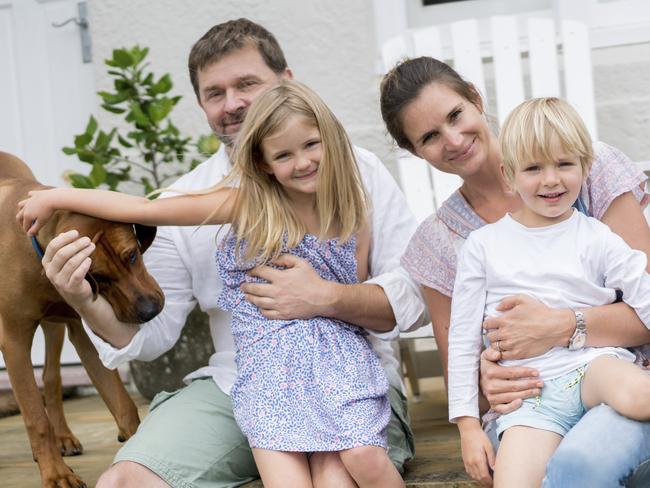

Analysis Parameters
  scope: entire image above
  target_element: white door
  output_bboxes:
[1,0,97,366]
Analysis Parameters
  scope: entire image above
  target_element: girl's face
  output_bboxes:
[400,82,492,178]
[511,134,584,227]
[261,115,322,203]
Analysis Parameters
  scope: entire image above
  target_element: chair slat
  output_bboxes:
[527,17,561,98]
[450,19,486,97]
[381,35,409,72]
[429,166,462,208]
[396,153,436,222]
[561,20,598,140]
[491,16,525,124]
[413,26,443,59]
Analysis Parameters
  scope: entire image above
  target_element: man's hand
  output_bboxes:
[480,347,543,414]
[42,230,96,311]
[241,254,334,320]
[457,418,495,487]
[483,294,574,360]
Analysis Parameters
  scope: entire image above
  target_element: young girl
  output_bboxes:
[447,98,650,487]
[17,81,405,488]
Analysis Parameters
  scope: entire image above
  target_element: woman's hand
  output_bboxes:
[483,294,574,360]
[16,189,60,235]
[457,418,495,487]
[480,347,543,414]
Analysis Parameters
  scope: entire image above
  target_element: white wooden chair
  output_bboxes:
[382,14,650,395]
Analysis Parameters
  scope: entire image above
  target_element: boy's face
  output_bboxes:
[512,133,584,227]
[196,44,292,147]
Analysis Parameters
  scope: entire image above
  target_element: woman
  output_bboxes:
[379,56,650,487]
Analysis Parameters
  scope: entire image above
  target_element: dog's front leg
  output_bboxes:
[1,321,86,488]
[42,320,83,456]
[66,320,140,442]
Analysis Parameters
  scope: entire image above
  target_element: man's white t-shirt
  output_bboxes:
[84,145,426,394]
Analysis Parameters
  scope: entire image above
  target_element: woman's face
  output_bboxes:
[400,82,492,177]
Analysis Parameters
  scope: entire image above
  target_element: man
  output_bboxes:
[43,19,426,487]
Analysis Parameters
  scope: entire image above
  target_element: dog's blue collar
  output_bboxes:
[31,235,45,259]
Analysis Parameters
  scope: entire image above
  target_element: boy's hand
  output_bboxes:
[16,189,58,235]
[458,417,495,487]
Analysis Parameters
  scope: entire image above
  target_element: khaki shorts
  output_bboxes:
[114,377,414,488]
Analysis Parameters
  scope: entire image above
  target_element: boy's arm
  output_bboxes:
[17,186,236,234]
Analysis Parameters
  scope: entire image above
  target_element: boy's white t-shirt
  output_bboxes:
[448,210,650,422]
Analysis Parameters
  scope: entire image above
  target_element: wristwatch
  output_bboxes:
[568,309,587,350]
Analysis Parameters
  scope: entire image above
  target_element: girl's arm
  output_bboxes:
[17,186,237,235]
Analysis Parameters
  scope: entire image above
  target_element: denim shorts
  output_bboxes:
[496,365,587,438]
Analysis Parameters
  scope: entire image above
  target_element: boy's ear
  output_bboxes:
[500,164,516,193]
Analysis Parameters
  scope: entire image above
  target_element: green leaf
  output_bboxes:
[132,46,149,64]
[112,48,135,68]
[117,134,133,148]
[140,176,155,195]
[85,116,98,137]
[129,102,151,126]
[89,162,107,186]
[74,133,93,148]
[76,149,97,164]
[105,173,121,190]
[99,91,129,105]
[147,98,173,123]
[101,104,127,114]
[62,146,77,155]
[150,74,172,95]
[69,173,95,189]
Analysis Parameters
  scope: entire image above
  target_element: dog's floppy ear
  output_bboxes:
[134,224,157,253]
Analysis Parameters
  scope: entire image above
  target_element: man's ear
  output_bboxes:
[282,68,294,81]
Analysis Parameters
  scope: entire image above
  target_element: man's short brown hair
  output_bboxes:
[188,18,288,99]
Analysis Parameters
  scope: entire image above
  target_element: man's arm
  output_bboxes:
[42,226,198,369]
[41,231,140,347]
[242,147,427,334]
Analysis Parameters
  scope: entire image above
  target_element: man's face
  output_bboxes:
[196,45,292,147]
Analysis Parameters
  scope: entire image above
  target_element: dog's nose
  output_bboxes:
[135,295,162,322]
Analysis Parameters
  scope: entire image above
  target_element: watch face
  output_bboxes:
[572,332,586,350]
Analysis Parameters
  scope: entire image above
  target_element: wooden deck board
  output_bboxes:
[0,378,476,487]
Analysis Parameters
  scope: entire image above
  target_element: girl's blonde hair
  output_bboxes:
[221,80,368,263]
[500,97,594,184]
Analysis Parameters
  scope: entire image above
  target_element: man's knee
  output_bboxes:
[96,461,169,488]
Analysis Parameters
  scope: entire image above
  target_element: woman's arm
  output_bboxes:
[17,186,237,235]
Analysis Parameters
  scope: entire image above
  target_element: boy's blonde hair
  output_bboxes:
[500,97,594,184]
[222,80,368,263]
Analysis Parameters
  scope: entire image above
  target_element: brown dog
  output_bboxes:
[0,152,165,488]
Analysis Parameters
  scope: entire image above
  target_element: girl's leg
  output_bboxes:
[339,445,405,487]
[581,356,650,420]
[310,452,357,488]
[494,426,562,488]
[252,448,312,488]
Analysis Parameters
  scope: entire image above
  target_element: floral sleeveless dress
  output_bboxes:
[217,233,390,452]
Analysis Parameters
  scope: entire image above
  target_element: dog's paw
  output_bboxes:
[55,432,83,456]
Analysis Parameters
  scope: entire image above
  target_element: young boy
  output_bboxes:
[448,97,650,487]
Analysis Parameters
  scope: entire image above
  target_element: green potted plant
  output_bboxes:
[65,46,219,399]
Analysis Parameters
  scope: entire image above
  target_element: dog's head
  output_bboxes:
[41,212,165,324]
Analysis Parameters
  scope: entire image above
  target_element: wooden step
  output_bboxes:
[0,378,477,487]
